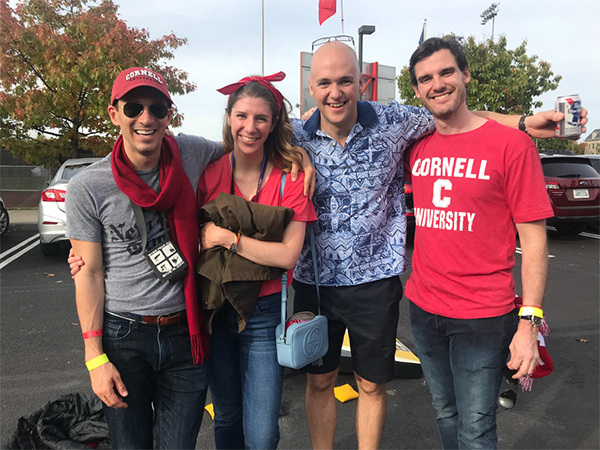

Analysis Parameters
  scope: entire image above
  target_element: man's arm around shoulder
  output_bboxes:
[507,220,548,378]
[71,239,128,408]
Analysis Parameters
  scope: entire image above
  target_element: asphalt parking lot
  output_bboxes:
[1,212,598,449]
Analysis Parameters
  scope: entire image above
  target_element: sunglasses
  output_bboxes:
[121,102,170,119]
[311,35,356,52]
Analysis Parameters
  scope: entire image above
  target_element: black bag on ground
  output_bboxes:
[6,392,110,449]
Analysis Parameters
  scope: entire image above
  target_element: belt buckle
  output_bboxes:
[157,313,177,326]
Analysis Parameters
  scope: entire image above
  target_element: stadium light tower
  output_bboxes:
[481,3,500,40]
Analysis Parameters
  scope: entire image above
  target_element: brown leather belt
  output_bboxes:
[106,310,186,326]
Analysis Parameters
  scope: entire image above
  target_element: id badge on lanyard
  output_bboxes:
[230,151,268,202]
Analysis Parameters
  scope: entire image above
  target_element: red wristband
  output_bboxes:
[82,329,103,339]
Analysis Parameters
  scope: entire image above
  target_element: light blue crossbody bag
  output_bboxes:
[275,173,328,369]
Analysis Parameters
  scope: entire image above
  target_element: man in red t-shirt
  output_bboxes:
[404,37,553,449]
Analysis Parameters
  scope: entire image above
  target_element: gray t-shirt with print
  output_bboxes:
[66,134,223,315]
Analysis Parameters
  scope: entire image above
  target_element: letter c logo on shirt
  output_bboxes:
[432,179,452,208]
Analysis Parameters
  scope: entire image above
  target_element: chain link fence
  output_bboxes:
[0,165,54,208]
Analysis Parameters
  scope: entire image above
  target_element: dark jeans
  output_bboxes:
[409,302,518,449]
[102,313,209,449]
[208,293,284,450]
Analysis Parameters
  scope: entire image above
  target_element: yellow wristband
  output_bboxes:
[518,306,543,318]
[85,353,109,371]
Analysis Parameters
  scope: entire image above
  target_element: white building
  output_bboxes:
[584,129,600,154]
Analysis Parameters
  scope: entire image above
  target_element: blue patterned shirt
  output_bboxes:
[292,101,434,286]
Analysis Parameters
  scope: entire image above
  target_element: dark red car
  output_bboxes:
[540,153,600,235]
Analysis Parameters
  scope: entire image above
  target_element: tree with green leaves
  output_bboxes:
[0,0,195,168]
[397,35,561,117]
[535,138,586,154]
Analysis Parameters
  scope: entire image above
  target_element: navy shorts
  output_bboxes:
[292,276,403,384]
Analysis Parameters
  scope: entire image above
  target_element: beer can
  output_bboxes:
[285,311,316,331]
[555,95,582,139]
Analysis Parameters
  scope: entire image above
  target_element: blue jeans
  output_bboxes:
[208,293,284,450]
[409,302,518,449]
[101,313,209,449]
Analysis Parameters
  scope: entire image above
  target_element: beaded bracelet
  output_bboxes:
[229,231,242,253]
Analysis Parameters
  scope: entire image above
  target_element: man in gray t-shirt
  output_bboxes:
[66,67,222,449]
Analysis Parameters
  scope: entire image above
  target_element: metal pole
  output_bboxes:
[492,15,495,41]
[340,0,345,34]
[260,0,264,76]
[357,26,375,101]
[358,34,363,76]
[358,34,363,100]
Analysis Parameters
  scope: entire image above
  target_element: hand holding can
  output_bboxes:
[555,95,582,139]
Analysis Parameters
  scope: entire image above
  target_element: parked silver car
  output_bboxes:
[38,158,102,255]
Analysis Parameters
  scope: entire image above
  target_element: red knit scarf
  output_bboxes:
[111,135,208,364]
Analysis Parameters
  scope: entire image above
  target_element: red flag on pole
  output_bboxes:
[319,0,336,25]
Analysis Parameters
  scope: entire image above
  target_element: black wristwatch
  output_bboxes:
[519,315,542,328]
[518,115,529,135]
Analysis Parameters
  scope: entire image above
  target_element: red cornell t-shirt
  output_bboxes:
[404,120,553,319]
[197,153,317,297]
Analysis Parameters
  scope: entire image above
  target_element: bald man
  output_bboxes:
[290,41,434,449]
[290,41,573,449]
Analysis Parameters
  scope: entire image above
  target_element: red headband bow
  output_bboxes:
[217,71,286,115]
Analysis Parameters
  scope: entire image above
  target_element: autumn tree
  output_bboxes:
[0,0,195,168]
[397,35,561,116]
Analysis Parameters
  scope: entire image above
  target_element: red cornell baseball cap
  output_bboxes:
[110,67,173,104]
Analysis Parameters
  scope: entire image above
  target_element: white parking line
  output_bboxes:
[0,233,40,260]
[546,226,600,240]
[515,247,555,258]
[0,235,40,270]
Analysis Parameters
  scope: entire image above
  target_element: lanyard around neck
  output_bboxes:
[230,151,269,203]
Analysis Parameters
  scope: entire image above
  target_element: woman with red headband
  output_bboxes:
[196,72,316,449]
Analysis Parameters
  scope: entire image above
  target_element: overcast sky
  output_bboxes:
[55,0,600,141]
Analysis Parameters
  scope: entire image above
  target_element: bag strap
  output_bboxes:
[279,172,322,340]
[309,226,321,315]
[131,201,169,254]
[280,173,288,339]
[131,201,148,253]
[308,226,324,367]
